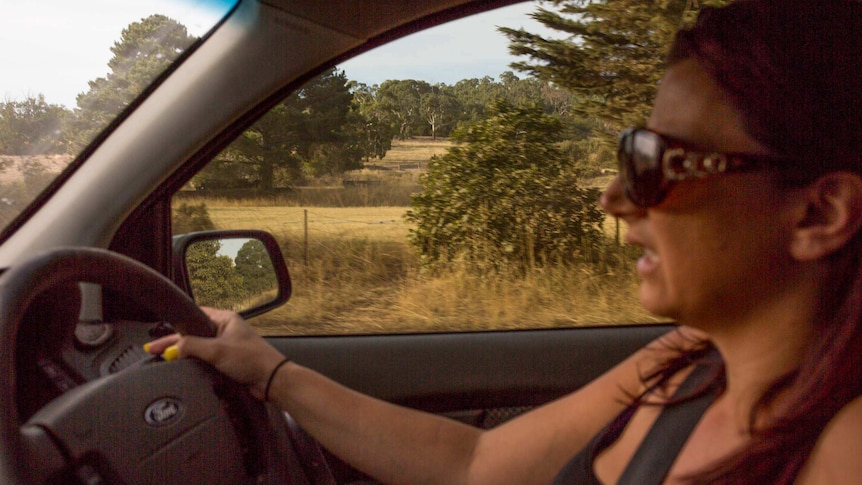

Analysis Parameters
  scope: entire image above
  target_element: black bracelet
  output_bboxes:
[264,357,291,402]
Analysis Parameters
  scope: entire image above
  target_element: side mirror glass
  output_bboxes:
[172,230,290,318]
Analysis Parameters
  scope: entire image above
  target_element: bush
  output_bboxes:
[172,202,215,234]
[406,100,605,272]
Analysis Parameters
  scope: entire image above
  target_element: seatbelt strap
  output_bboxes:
[617,361,720,485]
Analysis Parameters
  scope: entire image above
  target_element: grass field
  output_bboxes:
[204,205,625,245]
[171,137,658,335]
[378,136,453,164]
[206,206,410,240]
[178,200,658,335]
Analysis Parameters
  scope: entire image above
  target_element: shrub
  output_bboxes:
[172,202,215,234]
[406,100,605,272]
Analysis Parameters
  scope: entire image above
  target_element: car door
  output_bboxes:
[270,327,670,482]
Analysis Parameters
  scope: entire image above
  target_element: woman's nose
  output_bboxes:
[600,175,643,220]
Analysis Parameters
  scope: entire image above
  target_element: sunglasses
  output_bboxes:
[617,127,782,207]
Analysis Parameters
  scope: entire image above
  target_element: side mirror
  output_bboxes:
[171,230,291,319]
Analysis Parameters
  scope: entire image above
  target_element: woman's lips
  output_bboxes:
[637,248,660,277]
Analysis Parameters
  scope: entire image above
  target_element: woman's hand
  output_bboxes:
[144,307,287,400]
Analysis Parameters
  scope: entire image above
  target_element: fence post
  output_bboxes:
[304,209,308,266]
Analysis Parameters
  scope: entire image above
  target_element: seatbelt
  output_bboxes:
[617,361,720,485]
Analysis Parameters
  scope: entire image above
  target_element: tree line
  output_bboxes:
[0,13,588,190]
[1,0,726,185]
[195,66,595,190]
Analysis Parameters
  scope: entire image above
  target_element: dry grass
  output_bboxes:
[379,136,454,163]
[205,206,410,244]
[179,199,660,335]
[175,135,650,335]
[251,255,662,336]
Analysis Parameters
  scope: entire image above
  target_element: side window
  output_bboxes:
[172,1,678,335]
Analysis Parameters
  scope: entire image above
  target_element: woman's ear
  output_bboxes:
[790,172,862,261]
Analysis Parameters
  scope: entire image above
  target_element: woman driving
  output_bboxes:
[147,0,862,483]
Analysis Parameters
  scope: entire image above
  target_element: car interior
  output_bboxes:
[0,0,673,483]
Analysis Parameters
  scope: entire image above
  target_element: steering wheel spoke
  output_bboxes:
[24,359,253,483]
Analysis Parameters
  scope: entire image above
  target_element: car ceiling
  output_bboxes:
[267,0,520,41]
[0,0,525,268]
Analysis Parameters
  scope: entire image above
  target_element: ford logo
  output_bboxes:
[144,398,184,426]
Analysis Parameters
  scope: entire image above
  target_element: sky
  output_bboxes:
[0,0,238,108]
[0,1,552,109]
[339,2,553,88]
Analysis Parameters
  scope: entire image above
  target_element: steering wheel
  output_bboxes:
[0,247,334,484]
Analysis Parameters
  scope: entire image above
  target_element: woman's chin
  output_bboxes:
[638,285,678,320]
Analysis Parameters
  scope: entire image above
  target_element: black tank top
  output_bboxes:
[551,355,721,485]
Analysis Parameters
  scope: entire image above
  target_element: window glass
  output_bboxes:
[0,0,238,235]
[173,1,693,335]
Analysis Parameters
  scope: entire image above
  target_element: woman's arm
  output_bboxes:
[146,308,689,485]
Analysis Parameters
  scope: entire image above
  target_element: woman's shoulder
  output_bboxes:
[795,395,862,484]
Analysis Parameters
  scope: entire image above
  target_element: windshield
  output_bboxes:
[0,0,238,233]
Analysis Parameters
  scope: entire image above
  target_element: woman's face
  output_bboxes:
[601,59,800,326]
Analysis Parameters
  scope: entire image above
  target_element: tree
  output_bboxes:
[376,79,431,139]
[406,100,604,271]
[349,82,396,163]
[419,86,460,140]
[67,15,197,152]
[448,72,585,141]
[234,239,276,295]
[455,76,502,117]
[0,95,71,155]
[498,71,545,109]
[185,240,246,309]
[201,68,371,188]
[500,0,729,142]
[217,102,302,190]
[540,83,574,118]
